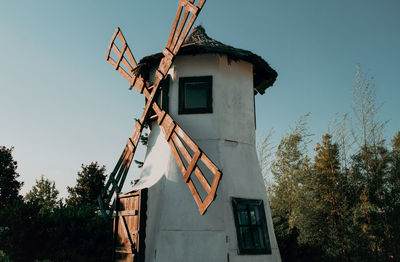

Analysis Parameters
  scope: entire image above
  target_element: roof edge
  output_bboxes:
[139,25,277,94]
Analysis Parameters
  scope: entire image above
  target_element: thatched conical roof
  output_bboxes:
[140,25,277,94]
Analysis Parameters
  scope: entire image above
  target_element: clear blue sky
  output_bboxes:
[1,0,399,197]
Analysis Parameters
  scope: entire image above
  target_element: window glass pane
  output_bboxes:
[184,82,208,109]
[237,204,249,225]
[250,210,257,225]
[251,227,265,249]
[249,205,260,225]
[240,227,253,249]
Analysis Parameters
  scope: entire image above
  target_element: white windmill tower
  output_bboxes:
[98,1,281,261]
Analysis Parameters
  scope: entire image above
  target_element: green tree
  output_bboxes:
[349,142,391,260]
[384,131,400,259]
[0,200,113,262]
[0,146,23,209]
[348,65,391,260]
[268,115,313,251]
[270,133,308,233]
[67,162,106,208]
[307,134,352,260]
[351,64,386,150]
[24,175,59,213]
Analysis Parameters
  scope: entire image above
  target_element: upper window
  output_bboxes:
[179,76,212,114]
[232,197,272,255]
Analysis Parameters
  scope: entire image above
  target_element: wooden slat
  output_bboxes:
[102,148,126,192]
[115,44,127,70]
[199,194,214,215]
[130,74,145,92]
[139,91,156,124]
[161,114,176,141]
[118,210,138,216]
[193,167,211,193]
[157,110,167,125]
[117,66,133,85]
[170,3,192,52]
[107,56,118,69]
[124,46,137,71]
[170,133,211,193]
[106,27,120,61]
[127,137,135,152]
[116,156,132,193]
[168,139,187,175]
[113,194,120,256]
[157,58,172,80]
[119,191,141,198]
[187,179,203,211]
[157,48,175,77]
[183,150,201,182]
[170,133,191,164]
[166,4,183,49]
[200,153,219,174]
[104,159,128,206]
[173,11,196,54]
[174,125,198,153]
[128,121,142,147]
[121,214,134,247]
[115,247,133,254]
[197,0,206,9]
[111,45,135,74]
[180,0,198,14]
[117,29,127,45]
[101,147,128,208]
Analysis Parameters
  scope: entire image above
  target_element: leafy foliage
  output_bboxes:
[0,200,112,262]
[262,66,400,261]
[0,146,23,209]
[0,161,112,261]
[24,175,59,213]
[66,162,106,208]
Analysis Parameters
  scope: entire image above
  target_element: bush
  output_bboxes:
[0,200,112,262]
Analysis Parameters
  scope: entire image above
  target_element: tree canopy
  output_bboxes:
[67,161,106,208]
[0,146,23,209]
[24,175,59,213]
[262,66,400,261]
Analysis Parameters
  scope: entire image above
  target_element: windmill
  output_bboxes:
[98,1,281,261]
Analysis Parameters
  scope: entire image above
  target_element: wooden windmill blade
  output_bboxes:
[156,110,222,215]
[131,80,223,215]
[155,0,206,83]
[99,0,222,217]
[106,27,144,88]
[98,121,143,218]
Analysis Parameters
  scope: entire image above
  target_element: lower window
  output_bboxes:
[231,197,272,255]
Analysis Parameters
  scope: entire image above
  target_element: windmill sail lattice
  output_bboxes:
[98,0,222,218]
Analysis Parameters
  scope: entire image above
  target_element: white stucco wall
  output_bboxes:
[168,54,256,145]
[140,54,281,262]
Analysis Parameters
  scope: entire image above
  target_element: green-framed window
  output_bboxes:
[231,197,272,255]
[179,76,212,114]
